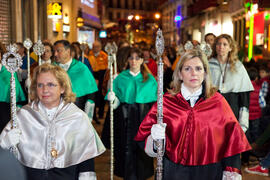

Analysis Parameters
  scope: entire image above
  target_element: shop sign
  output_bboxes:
[47,2,63,19]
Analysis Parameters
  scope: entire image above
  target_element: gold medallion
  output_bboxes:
[51,148,58,158]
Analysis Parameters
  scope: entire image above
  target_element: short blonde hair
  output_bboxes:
[30,63,76,103]
[168,49,216,98]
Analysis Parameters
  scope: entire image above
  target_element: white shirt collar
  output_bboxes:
[59,58,72,71]
[129,70,140,77]
[181,83,202,107]
[0,64,2,71]
[38,99,64,121]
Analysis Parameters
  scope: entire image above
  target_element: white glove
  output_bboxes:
[25,77,31,89]
[79,172,97,180]
[107,91,116,102]
[151,123,167,141]
[2,128,21,149]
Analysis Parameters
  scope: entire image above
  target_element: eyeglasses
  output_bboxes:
[128,56,142,61]
[37,83,58,89]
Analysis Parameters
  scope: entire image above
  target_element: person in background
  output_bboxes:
[0,64,105,180]
[135,49,251,180]
[72,42,93,73]
[107,47,157,179]
[204,33,216,48]
[143,48,157,77]
[209,34,253,133]
[242,67,262,165]
[88,40,108,122]
[0,42,26,132]
[30,42,54,76]
[258,65,270,135]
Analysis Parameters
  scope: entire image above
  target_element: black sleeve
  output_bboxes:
[78,159,95,173]
[221,154,241,170]
[239,91,250,109]
[75,93,95,111]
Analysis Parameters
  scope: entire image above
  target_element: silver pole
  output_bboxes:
[23,38,33,103]
[155,29,165,180]
[2,44,23,156]
[105,42,114,180]
[33,40,45,66]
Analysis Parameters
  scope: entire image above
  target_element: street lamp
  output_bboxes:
[135,15,140,20]
[154,13,161,20]
[128,15,134,20]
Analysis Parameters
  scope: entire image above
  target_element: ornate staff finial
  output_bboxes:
[2,44,22,73]
[23,38,33,103]
[155,29,164,57]
[105,42,113,55]
[23,38,33,50]
[33,40,45,65]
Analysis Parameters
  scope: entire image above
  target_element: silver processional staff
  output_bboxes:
[2,43,23,156]
[155,28,165,180]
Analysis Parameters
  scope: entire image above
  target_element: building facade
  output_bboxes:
[0,0,102,46]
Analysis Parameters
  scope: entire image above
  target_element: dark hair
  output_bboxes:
[71,42,82,55]
[126,47,149,82]
[259,65,270,73]
[54,40,71,50]
[70,44,78,60]
[247,67,258,81]
[116,46,131,72]
[204,33,216,41]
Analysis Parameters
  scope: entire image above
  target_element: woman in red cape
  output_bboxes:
[134,49,251,180]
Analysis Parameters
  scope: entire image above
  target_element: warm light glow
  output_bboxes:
[128,15,134,20]
[135,15,140,20]
[77,17,84,27]
[154,13,160,19]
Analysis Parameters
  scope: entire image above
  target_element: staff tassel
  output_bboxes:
[23,38,33,103]
[2,44,23,156]
[155,28,165,180]
[105,42,118,180]
[33,40,45,66]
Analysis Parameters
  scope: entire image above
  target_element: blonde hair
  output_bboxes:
[30,63,76,103]
[212,34,238,72]
[168,49,216,98]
